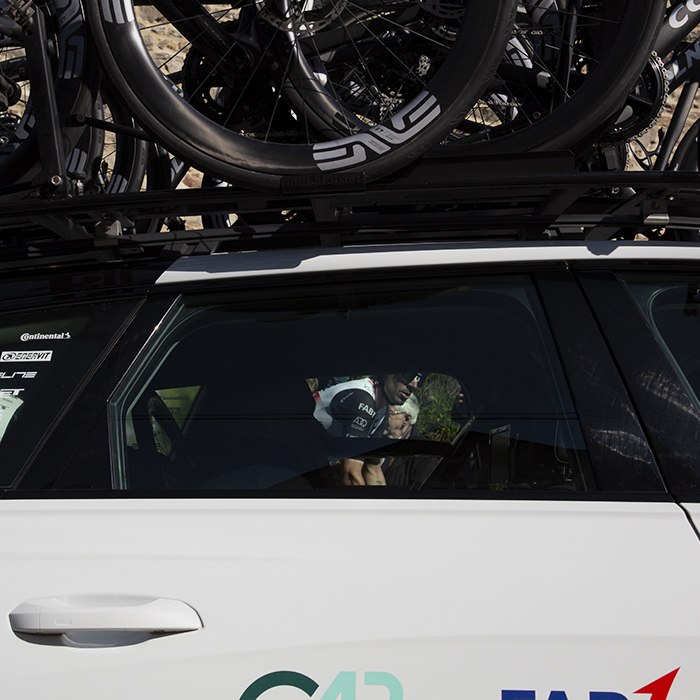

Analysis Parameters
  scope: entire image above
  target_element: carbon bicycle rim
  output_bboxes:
[87,0,516,189]
[438,0,666,157]
[670,118,700,172]
[0,0,96,189]
[89,84,150,195]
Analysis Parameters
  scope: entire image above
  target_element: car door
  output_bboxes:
[1,255,698,700]
[578,262,700,537]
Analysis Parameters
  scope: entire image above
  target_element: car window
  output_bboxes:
[109,275,596,493]
[618,273,700,412]
[0,301,139,487]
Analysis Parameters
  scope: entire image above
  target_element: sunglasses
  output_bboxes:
[398,373,425,387]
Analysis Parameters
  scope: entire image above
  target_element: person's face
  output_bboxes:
[382,374,420,405]
[385,407,411,439]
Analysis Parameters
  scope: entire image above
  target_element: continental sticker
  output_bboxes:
[20,332,70,341]
[1,350,53,362]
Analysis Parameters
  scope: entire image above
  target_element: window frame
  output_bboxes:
[5,261,672,500]
[575,264,700,501]
[535,269,666,493]
[10,295,178,491]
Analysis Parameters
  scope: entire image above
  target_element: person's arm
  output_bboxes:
[340,456,386,486]
[341,458,366,486]
[329,387,385,485]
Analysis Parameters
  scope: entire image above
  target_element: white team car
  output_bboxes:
[1,239,699,700]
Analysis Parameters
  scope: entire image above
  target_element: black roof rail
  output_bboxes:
[1,152,700,272]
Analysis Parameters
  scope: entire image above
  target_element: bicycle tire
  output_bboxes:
[132,144,178,233]
[200,175,233,229]
[665,115,700,243]
[92,83,150,195]
[0,0,97,189]
[438,0,666,157]
[87,0,517,189]
[65,93,105,193]
[670,118,700,172]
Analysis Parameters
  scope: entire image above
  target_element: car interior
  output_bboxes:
[117,283,594,492]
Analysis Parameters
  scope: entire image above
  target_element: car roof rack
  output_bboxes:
[2,152,700,273]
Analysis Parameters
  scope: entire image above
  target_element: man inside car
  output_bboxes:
[313,373,424,485]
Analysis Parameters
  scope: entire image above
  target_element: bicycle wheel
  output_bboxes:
[0,0,97,189]
[665,117,700,242]
[87,0,517,189]
[84,84,150,195]
[670,118,700,172]
[438,0,665,156]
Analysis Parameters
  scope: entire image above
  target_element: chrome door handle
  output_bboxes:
[9,595,202,634]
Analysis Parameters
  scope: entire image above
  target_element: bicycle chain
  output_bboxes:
[601,53,669,144]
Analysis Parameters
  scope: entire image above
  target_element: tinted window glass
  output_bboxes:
[0,301,138,486]
[110,276,595,493]
[619,274,700,411]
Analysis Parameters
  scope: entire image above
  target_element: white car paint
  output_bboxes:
[1,498,698,699]
[4,241,700,700]
[156,241,700,286]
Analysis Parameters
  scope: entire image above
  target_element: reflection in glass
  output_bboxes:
[110,277,593,492]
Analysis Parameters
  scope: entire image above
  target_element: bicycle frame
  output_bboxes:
[657,0,700,92]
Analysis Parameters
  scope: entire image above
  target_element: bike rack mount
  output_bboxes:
[2,151,700,274]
